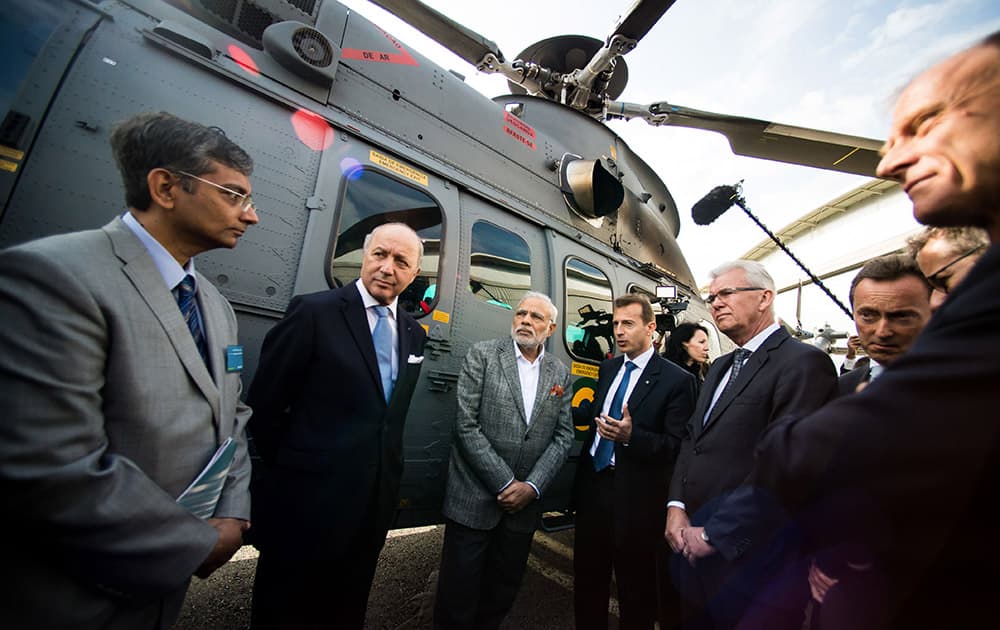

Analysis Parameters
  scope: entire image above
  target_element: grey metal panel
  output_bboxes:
[0,4,322,312]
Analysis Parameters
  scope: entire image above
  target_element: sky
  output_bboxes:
[338,0,1000,282]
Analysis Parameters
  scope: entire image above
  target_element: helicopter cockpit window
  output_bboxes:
[329,169,442,318]
[468,221,532,311]
[0,0,68,118]
[565,258,614,362]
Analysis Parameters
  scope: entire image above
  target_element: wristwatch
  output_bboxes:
[700,530,711,545]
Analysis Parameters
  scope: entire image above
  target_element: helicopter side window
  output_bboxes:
[468,221,531,311]
[565,258,614,362]
[328,168,443,318]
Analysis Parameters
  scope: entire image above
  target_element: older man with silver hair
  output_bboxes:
[434,291,574,630]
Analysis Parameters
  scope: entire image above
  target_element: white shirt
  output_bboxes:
[122,211,195,292]
[588,344,655,467]
[356,278,399,381]
[513,339,544,425]
[668,322,780,512]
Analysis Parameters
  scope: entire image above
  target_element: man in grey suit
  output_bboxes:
[434,291,574,630]
[0,112,259,629]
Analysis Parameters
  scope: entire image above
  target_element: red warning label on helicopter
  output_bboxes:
[342,28,418,66]
[504,112,536,139]
[503,113,537,150]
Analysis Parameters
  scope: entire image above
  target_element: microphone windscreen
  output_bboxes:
[691,185,738,225]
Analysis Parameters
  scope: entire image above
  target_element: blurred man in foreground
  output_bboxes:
[753,31,1000,628]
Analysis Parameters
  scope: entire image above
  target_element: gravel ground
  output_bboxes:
[174,526,593,629]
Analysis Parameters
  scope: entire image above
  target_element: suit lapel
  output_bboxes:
[340,284,384,400]
[527,353,557,430]
[389,311,417,405]
[703,328,787,430]
[499,341,528,425]
[626,356,660,414]
[106,219,221,423]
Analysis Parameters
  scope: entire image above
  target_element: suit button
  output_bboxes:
[693,447,701,455]
[524,435,530,441]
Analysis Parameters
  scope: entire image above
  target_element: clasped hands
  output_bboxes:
[665,507,716,567]
[497,480,536,514]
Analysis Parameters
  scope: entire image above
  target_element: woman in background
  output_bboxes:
[663,322,711,389]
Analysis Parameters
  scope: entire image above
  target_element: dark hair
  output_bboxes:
[982,30,1000,48]
[849,254,931,307]
[613,293,654,324]
[664,322,710,379]
[109,111,253,211]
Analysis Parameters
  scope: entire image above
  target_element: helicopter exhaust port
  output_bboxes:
[558,153,625,219]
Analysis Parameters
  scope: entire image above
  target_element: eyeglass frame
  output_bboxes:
[705,286,766,305]
[172,170,256,214]
[924,244,984,293]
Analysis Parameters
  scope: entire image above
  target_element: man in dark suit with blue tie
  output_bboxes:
[573,294,697,630]
[247,222,427,629]
[665,260,837,629]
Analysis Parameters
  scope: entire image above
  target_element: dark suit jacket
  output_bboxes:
[574,353,697,543]
[753,243,1000,628]
[247,282,426,556]
[669,326,838,562]
[838,363,870,396]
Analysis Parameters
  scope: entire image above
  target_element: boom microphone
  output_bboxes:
[691,184,739,225]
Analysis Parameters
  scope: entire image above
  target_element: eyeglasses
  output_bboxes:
[925,245,984,293]
[173,170,256,214]
[705,286,765,305]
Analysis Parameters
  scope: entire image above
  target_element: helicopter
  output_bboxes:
[0,0,885,529]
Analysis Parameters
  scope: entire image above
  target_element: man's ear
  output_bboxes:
[147,168,176,208]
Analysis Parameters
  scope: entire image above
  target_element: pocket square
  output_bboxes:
[407,354,425,364]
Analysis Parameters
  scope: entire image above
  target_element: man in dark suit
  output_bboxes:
[664,260,837,629]
[837,255,930,397]
[247,222,427,629]
[805,255,930,629]
[573,294,697,630]
[753,31,1000,629]
[0,112,257,629]
[434,292,574,630]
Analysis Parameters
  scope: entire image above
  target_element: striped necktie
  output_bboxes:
[175,275,208,365]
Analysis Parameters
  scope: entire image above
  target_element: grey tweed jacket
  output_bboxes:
[442,337,574,533]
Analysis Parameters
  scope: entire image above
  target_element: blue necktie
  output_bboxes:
[175,275,208,365]
[373,305,393,403]
[593,361,637,472]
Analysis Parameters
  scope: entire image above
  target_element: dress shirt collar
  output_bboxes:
[122,211,194,291]
[513,339,545,365]
[623,344,655,372]
[355,278,398,319]
[737,322,781,355]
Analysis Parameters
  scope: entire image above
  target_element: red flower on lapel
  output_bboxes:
[549,384,564,397]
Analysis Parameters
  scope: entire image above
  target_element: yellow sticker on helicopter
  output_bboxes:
[0,145,24,161]
[370,150,428,187]
[433,310,450,323]
[571,362,599,379]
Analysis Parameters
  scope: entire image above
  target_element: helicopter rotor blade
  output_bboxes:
[608,100,884,177]
[368,0,506,71]
[612,0,678,43]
